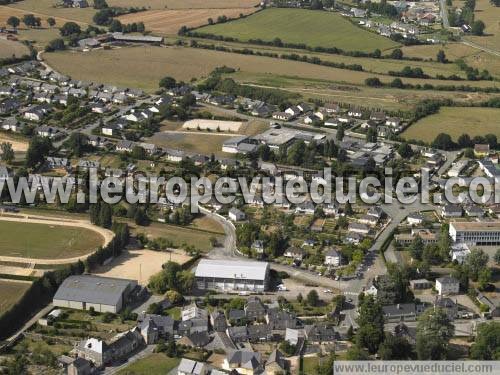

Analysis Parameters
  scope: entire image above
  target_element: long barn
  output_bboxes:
[195,259,270,292]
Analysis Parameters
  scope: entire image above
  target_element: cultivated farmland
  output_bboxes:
[2,0,95,25]
[465,0,500,52]
[402,107,500,142]
[117,7,258,35]
[0,38,30,59]
[0,280,31,316]
[0,220,104,259]
[197,8,400,52]
[45,46,500,94]
[108,0,260,9]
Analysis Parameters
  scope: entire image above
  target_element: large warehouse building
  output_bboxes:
[53,275,138,313]
[449,221,500,246]
[195,259,270,292]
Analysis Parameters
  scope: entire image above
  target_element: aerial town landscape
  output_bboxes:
[0,0,499,374]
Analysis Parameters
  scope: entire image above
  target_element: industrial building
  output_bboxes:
[449,221,500,246]
[53,275,139,313]
[195,259,270,292]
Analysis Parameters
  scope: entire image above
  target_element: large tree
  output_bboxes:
[466,248,489,281]
[59,21,81,36]
[469,322,500,359]
[25,137,52,168]
[416,308,454,359]
[7,16,20,29]
[356,295,385,353]
[0,142,15,163]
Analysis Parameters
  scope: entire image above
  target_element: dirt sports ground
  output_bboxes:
[117,7,258,35]
[94,249,192,285]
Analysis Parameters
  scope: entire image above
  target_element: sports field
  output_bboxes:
[402,107,500,142]
[0,220,104,259]
[117,7,257,35]
[0,280,31,316]
[197,8,400,52]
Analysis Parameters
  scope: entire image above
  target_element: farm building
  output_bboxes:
[195,259,270,292]
[53,275,139,313]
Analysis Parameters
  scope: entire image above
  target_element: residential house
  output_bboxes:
[324,247,342,267]
[441,204,462,218]
[436,276,460,295]
[36,125,61,139]
[348,222,370,235]
[210,311,227,332]
[382,303,426,322]
[265,349,286,375]
[116,140,136,153]
[177,358,208,375]
[304,323,336,343]
[474,144,490,157]
[409,279,432,290]
[245,296,267,321]
[1,117,24,132]
[24,104,51,121]
[251,240,265,255]
[450,243,471,264]
[223,351,263,375]
[348,107,363,118]
[284,246,305,261]
[102,123,120,136]
[229,207,246,222]
[67,357,92,375]
[407,212,424,225]
[284,106,301,118]
[434,297,458,321]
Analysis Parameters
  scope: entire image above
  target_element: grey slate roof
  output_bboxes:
[53,275,135,306]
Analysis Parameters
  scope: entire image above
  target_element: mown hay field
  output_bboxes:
[117,7,258,35]
[3,0,95,25]
[0,280,31,317]
[465,0,500,52]
[0,38,30,59]
[197,8,400,52]
[44,46,500,93]
[402,107,500,142]
[108,0,260,9]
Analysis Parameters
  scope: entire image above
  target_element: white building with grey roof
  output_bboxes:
[53,275,138,313]
[195,259,270,292]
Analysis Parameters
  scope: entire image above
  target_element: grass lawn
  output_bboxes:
[402,107,500,143]
[0,280,31,316]
[0,220,104,259]
[166,306,181,320]
[302,356,319,374]
[147,131,235,157]
[117,353,180,375]
[127,221,223,251]
[0,39,30,59]
[198,8,400,52]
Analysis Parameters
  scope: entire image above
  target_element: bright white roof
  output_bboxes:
[195,259,269,281]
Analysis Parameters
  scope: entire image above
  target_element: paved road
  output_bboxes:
[440,0,450,28]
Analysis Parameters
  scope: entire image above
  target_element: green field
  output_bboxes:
[0,221,104,259]
[117,353,180,375]
[403,107,500,142]
[0,280,31,316]
[197,8,400,52]
[127,221,224,251]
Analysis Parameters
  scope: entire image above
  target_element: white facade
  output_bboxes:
[436,277,460,295]
[195,259,270,292]
[450,221,500,246]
